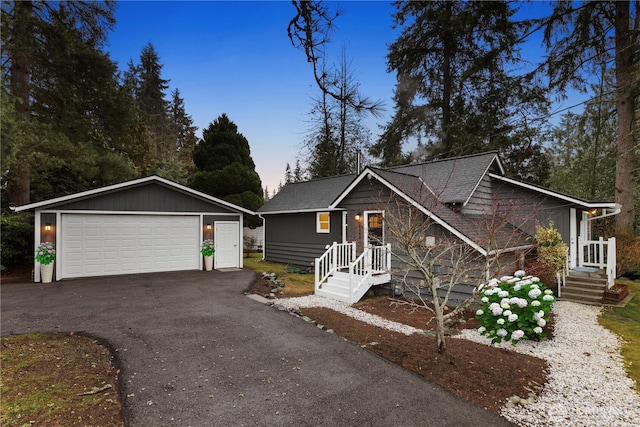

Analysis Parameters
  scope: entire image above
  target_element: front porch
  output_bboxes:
[561,237,617,304]
[314,242,391,304]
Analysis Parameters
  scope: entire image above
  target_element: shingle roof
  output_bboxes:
[258,174,356,213]
[369,168,531,254]
[383,151,502,204]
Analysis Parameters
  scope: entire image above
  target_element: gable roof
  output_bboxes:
[385,151,504,204]
[13,175,256,215]
[259,151,618,254]
[489,173,619,209]
[258,174,356,214]
[339,167,531,256]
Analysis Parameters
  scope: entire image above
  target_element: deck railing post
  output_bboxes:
[606,237,616,289]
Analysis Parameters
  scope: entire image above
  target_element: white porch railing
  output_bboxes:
[578,237,616,288]
[605,237,616,289]
[315,242,391,304]
[314,242,356,292]
[347,244,392,304]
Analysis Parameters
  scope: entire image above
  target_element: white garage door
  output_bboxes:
[61,214,200,278]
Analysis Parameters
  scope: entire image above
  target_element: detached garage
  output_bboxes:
[14,176,254,282]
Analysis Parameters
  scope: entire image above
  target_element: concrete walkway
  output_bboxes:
[1,270,514,426]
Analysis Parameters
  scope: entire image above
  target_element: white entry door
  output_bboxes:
[215,221,239,269]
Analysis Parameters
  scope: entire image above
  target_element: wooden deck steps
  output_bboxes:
[560,268,607,304]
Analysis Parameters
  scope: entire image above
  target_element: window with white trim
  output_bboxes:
[317,212,330,233]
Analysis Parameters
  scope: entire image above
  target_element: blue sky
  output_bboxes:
[106,1,579,194]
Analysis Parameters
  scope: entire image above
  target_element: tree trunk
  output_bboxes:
[7,1,33,206]
[614,1,636,231]
[432,282,447,353]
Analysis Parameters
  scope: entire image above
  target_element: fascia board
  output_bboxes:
[364,170,488,256]
[14,175,256,216]
[328,170,369,209]
[489,173,618,208]
[259,208,345,215]
[463,154,502,207]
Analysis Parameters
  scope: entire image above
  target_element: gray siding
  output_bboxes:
[463,174,493,215]
[47,183,238,214]
[338,179,487,305]
[264,212,343,267]
[492,181,573,245]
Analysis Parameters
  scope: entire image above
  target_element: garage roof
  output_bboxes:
[13,175,256,215]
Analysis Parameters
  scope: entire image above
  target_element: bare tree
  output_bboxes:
[288,0,383,116]
[378,179,539,353]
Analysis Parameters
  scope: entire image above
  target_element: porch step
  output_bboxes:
[316,271,391,304]
[561,270,607,304]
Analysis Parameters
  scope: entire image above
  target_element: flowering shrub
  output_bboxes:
[476,270,555,345]
[200,239,215,256]
[35,242,56,265]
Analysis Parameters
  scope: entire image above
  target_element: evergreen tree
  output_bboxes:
[284,163,293,184]
[1,0,138,204]
[541,1,638,231]
[132,43,173,168]
[189,114,263,226]
[170,89,198,174]
[548,85,617,202]
[374,1,549,178]
[303,53,373,178]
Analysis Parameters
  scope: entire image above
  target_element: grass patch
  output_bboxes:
[1,333,123,426]
[243,252,314,296]
[599,279,640,392]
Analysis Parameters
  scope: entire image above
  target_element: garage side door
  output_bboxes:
[61,214,200,278]
[215,221,239,269]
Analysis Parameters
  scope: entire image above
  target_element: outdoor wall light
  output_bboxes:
[355,213,361,221]
[44,223,52,231]
[206,223,212,230]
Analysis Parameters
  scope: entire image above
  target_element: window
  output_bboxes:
[317,212,330,233]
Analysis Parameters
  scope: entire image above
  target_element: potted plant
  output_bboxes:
[200,239,215,271]
[35,242,56,283]
[604,283,629,302]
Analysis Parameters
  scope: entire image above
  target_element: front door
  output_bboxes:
[364,211,384,247]
[364,211,384,270]
[214,221,239,269]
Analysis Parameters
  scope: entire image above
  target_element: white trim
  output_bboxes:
[364,210,384,247]
[341,211,348,243]
[259,208,345,215]
[341,169,489,255]
[30,209,242,216]
[214,221,241,269]
[488,173,619,209]
[462,155,501,206]
[316,212,331,234]
[13,175,256,215]
[570,208,577,269]
[329,170,372,209]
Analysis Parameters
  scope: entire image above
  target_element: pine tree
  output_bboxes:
[1,0,138,204]
[542,1,638,231]
[374,1,549,177]
[189,114,264,226]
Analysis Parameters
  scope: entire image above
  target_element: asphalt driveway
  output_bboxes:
[1,270,514,426]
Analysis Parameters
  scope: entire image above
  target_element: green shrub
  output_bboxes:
[534,222,567,276]
[1,211,33,269]
[476,271,555,345]
[617,230,640,279]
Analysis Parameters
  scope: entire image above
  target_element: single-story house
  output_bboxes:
[258,152,620,304]
[14,175,254,282]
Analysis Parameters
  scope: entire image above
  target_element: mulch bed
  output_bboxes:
[301,296,549,414]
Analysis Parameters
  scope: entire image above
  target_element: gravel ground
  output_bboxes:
[277,296,640,426]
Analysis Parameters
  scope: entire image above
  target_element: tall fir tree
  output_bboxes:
[189,114,264,226]
[1,0,139,204]
[542,1,638,231]
[374,0,549,180]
